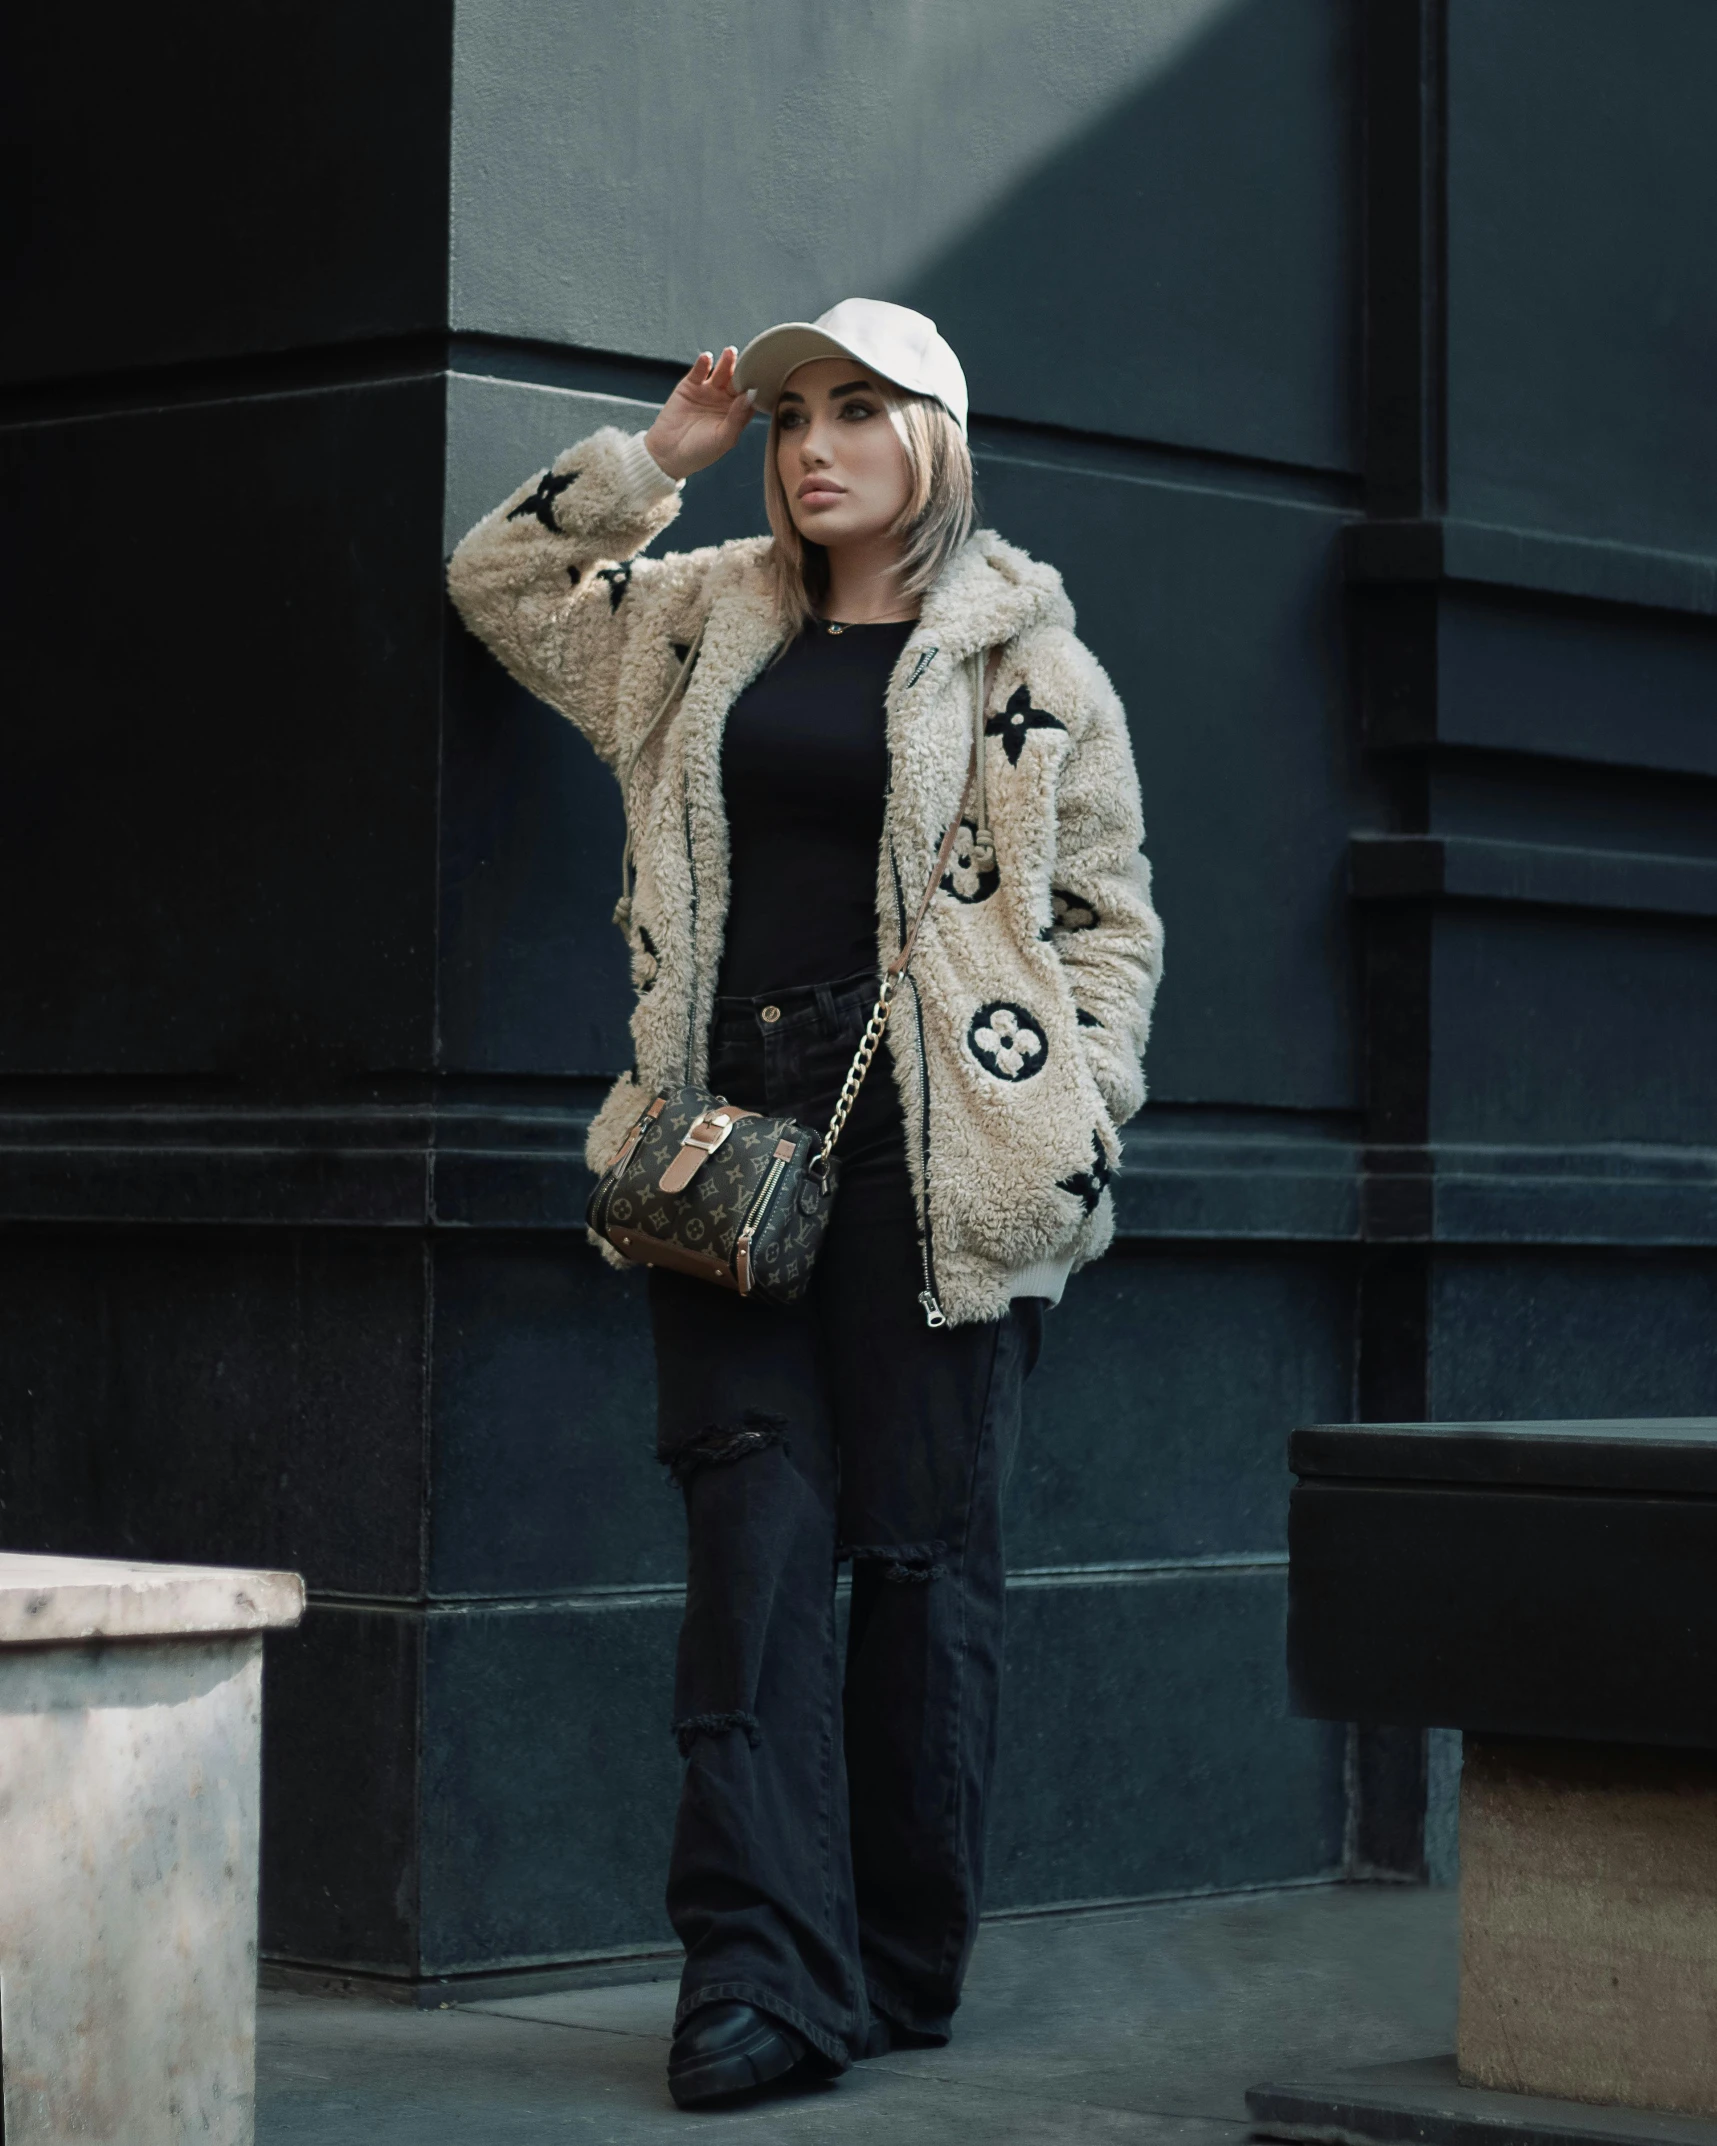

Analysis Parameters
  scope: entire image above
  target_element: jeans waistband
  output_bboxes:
[711,968,880,1039]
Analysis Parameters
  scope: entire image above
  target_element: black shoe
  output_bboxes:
[668,2001,808,2108]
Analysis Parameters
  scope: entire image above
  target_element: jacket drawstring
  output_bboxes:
[970,649,996,874]
[615,620,706,931]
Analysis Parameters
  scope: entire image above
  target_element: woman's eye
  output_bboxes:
[839,401,876,420]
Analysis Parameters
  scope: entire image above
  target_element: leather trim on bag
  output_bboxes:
[606,1228,742,1290]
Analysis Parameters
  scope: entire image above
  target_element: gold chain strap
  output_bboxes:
[815,975,898,1174]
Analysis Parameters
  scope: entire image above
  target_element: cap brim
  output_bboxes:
[732,323,887,411]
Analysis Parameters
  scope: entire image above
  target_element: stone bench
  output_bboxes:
[0,1551,303,2146]
[1250,1418,1717,2146]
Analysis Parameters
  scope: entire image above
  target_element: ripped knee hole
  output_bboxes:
[664,1409,788,1488]
[840,1540,948,1584]
[673,1710,761,1755]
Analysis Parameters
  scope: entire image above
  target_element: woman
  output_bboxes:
[449,299,1163,2108]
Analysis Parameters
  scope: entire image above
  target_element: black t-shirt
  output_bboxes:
[716,619,914,1000]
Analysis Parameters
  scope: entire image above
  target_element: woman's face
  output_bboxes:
[775,358,913,549]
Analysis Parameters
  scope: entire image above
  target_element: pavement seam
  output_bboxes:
[860,2057,1255,2129]
[460,2003,673,2045]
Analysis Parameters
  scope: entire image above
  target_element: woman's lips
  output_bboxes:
[797,479,845,503]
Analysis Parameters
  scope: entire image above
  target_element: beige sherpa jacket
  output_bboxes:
[447,427,1163,1324]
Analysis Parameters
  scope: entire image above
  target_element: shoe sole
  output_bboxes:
[669,2023,806,2108]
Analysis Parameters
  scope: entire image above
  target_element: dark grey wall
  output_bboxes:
[1445,0,1717,556]
[2,2,451,382]
[2,381,445,1078]
[5,0,1715,1988]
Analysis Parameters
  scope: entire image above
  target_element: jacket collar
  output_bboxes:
[688,528,1072,676]
[874,533,1073,862]
[911,529,1075,665]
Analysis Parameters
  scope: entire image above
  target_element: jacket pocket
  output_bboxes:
[927,989,1117,1272]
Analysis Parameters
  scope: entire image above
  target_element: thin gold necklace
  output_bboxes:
[820,613,915,635]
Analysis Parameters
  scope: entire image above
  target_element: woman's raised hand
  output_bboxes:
[644,347,755,482]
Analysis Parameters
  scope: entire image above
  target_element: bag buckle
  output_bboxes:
[683,1109,734,1154]
[658,1108,735,1194]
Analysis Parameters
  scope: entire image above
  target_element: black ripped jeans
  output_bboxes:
[649,970,1044,2072]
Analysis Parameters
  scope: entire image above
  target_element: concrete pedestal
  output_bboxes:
[1256,1420,1717,2146]
[1249,2055,1717,2146]
[1249,1743,1717,2146]
[0,1552,303,2146]
[1460,1738,1717,2117]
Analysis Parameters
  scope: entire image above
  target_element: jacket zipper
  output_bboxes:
[906,975,945,1327]
[888,840,945,1328]
[606,1098,658,1182]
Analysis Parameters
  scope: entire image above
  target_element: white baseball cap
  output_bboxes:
[734,298,969,437]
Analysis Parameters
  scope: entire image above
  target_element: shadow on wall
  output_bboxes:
[899,0,1356,472]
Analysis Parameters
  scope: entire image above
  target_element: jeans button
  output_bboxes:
[760,1004,782,1024]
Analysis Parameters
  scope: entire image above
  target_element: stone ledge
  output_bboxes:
[0,1551,304,1644]
[1345,516,1717,623]
[1350,834,1717,923]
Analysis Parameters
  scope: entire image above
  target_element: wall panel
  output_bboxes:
[2,1,452,384]
[0,381,446,1078]
[1447,0,1717,554]
[1010,1246,1355,1569]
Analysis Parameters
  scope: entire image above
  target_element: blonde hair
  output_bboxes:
[762,384,975,640]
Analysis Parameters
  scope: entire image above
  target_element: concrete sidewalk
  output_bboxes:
[258,1881,1456,2143]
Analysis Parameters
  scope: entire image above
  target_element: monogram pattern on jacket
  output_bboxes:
[940,820,1001,904]
[986,683,1066,765]
[632,922,660,993]
[1052,888,1099,932]
[596,558,634,610]
[506,467,579,530]
[1057,1131,1112,1216]
[968,1002,1047,1081]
